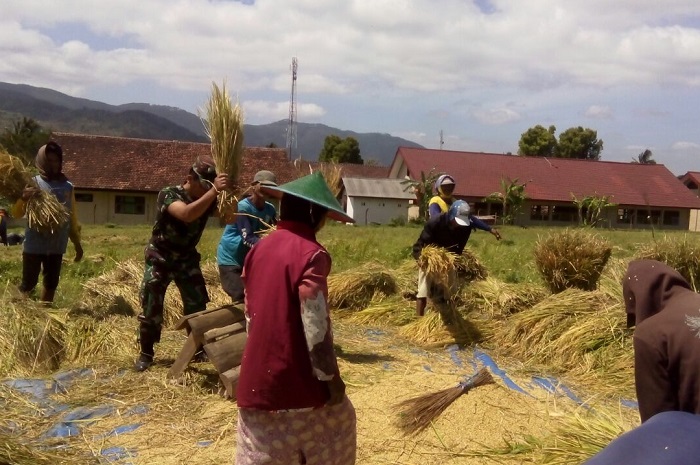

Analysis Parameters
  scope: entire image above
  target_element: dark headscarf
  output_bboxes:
[35,141,67,182]
[623,259,692,328]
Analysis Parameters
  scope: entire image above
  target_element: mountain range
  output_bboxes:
[0,82,424,166]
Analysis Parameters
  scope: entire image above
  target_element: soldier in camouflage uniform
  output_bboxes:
[135,155,229,372]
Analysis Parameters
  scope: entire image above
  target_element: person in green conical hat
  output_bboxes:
[235,172,357,465]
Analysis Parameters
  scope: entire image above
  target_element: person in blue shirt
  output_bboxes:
[217,170,278,304]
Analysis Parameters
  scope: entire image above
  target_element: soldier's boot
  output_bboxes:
[134,318,160,372]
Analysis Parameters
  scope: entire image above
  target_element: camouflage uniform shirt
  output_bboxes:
[147,185,216,261]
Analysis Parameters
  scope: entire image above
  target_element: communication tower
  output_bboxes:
[286,57,298,160]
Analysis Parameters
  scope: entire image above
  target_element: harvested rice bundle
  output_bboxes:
[398,306,477,347]
[0,301,65,376]
[314,162,343,197]
[534,229,612,293]
[63,315,135,365]
[492,289,627,374]
[78,259,142,319]
[462,277,549,319]
[0,150,69,233]
[597,257,629,301]
[327,262,398,309]
[478,404,636,464]
[636,235,700,291]
[393,259,419,296]
[201,81,244,218]
[418,245,457,292]
[0,149,32,200]
[347,298,416,327]
[455,248,488,282]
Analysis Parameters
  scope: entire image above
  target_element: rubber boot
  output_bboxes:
[134,319,159,372]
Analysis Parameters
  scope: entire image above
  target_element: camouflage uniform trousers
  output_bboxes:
[138,248,210,343]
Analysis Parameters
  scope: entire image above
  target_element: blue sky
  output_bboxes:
[2,0,700,175]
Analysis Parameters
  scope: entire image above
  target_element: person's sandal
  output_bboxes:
[134,353,154,372]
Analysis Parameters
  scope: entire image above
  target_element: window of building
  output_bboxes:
[75,193,94,202]
[530,205,550,221]
[115,195,145,215]
[663,210,680,226]
[361,201,366,206]
[551,205,577,222]
[638,210,661,225]
[617,208,634,224]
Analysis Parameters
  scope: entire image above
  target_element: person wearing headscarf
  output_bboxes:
[217,170,278,304]
[134,155,228,372]
[235,172,356,465]
[428,174,457,218]
[623,259,700,422]
[11,141,83,304]
[412,200,501,316]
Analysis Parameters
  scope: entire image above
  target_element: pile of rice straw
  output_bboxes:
[314,162,343,197]
[461,277,548,319]
[534,229,612,293]
[0,150,69,233]
[201,81,244,220]
[328,262,398,309]
[636,235,700,291]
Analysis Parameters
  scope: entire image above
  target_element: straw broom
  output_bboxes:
[396,367,494,435]
[201,81,244,221]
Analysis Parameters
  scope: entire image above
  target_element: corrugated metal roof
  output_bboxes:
[342,177,416,200]
[394,148,700,209]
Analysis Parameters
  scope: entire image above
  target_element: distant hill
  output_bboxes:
[0,82,424,165]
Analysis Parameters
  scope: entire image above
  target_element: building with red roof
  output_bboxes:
[390,147,700,231]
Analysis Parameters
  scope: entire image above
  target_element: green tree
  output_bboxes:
[319,135,363,164]
[518,125,557,157]
[631,148,656,164]
[571,193,617,227]
[0,117,51,165]
[484,178,528,225]
[557,127,603,160]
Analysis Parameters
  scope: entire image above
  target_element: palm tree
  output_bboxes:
[631,149,656,164]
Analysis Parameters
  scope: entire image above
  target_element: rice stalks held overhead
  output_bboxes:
[327,262,398,309]
[534,229,612,293]
[314,162,343,197]
[395,368,494,435]
[635,235,700,291]
[201,81,244,219]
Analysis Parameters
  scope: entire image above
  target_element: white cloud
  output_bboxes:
[585,105,613,119]
[243,100,325,122]
[672,141,700,150]
[472,107,521,125]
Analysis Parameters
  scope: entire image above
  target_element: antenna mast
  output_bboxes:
[439,130,444,149]
[286,57,298,160]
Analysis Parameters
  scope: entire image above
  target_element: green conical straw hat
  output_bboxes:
[261,172,354,223]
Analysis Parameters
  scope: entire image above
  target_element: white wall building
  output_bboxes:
[341,177,416,225]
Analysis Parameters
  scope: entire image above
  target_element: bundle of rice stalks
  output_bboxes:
[398,306,478,347]
[346,297,416,327]
[418,245,458,292]
[201,81,244,218]
[0,150,69,233]
[393,259,419,296]
[327,262,398,309]
[25,189,70,234]
[0,149,32,200]
[314,162,343,197]
[0,301,65,377]
[476,405,636,464]
[78,259,142,319]
[491,289,628,376]
[461,277,549,319]
[62,315,136,366]
[534,229,612,293]
[455,248,488,282]
[635,235,700,291]
[597,257,629,302]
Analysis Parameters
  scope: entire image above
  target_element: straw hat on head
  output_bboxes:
[260,172,354,223]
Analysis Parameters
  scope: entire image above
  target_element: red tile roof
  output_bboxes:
[680,171,700,188]
[394,147,700,209]
[54,133,298,192]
